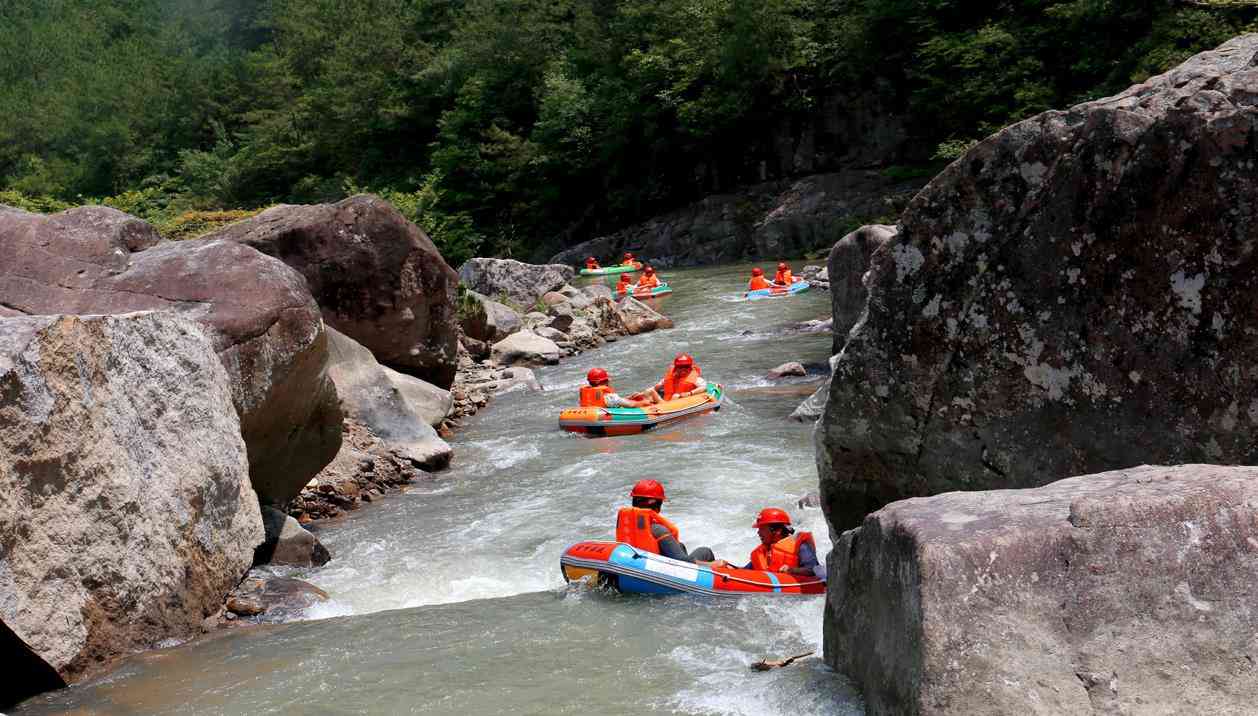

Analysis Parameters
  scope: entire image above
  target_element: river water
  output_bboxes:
[16,263,863,715]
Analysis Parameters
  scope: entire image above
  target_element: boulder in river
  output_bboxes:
[490,329,561,366]
[255,507,331,567]
[326,326,452,470]
[208,194,460,387]
[458,257,575,308]
[616,296,674,334]
[0,205,342,507]
[767,361,806,378]
[827,464,1258,715]
[828,223,895,352]
[0,313,263,697]
[816,36,1258,531]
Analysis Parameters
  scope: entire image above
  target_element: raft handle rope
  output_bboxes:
[627,549,826,589]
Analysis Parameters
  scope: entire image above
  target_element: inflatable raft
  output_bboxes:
[558,383,723,436]
[561,541,825,596]
[580,263,641,276]
[745,278,810,300]
[616,282,673,299]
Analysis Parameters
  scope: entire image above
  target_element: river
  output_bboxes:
[15,263,863,715]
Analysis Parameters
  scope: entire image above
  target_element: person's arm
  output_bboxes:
[651,525,694,563]
[603,393,636,408]
[779,542,819,576]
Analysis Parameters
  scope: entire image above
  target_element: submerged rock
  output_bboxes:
[208,194,461,387]
[827,464,1258,715]
[224,572,329,623]
[768,361,807,378]
[0,313,262,695]
[0,205,342,506]
[816,36,1258,530]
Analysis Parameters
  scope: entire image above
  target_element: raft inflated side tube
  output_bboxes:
[560,541,825,596]
[558,383,723,436]
[615,282,673,299]
[579,263,642,276]
[745,278,810,300]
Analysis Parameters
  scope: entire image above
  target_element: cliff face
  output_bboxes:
[816,34,1258,532]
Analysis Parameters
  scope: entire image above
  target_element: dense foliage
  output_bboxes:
[2,0,1253,261]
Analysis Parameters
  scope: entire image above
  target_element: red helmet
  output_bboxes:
[624,252,635,259]
[778,262,787,270]
[673,353,694,369]
[588,256,597,262]
[630,479,666,501]
[644,266,655,274]
[754,507,792,528]
[587,367,609,385]
[751,267,764,276]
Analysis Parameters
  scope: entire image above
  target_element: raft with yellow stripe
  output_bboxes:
[558,383,723,436]
[560,541,825,596]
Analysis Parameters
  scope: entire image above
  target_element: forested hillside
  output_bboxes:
[1,0,1252,262]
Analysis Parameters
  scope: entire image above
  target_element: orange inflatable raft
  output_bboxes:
[561,541,825,596]
[558,384,723,436]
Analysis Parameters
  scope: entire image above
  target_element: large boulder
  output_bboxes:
[490,329,561,366]
[828,224,896,352]
[458,257,575,308]
[616,296,674,335]
[460,290,523,344]
[325,327,452,470]
[0,313,263,699]
[0,205,342,507]
[816,36,1258,531]
[207,194,460,387]
[828,464,1258,715]
[383,366,452,427]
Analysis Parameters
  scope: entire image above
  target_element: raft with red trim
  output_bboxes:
[560,541,825,596]
[615,282,673,299]
[745,278,810,300]
[558,383,722,436]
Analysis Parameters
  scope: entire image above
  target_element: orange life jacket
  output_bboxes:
[616,276,633,293]
[749,531,815,572]
[580,384,613,407]
[616,507,680,554]
[637,274,660,289]
[774,269,793,285]
[660,365,701,400]
[748,275,771,291]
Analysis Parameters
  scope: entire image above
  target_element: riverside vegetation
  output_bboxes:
[3,1,1256,262]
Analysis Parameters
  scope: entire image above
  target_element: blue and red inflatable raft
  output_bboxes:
[560,541,825,596]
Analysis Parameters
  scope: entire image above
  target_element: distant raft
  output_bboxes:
[558,383,723,436]
[745,279,810,300]
[580,262,642,276]
[560,541,825,596]
[616,282,673,299]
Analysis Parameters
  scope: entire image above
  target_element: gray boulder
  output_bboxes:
[326,327,452,469]
[458,257,575,307]
[768,361,806,378]
[0,313,263,691]
[490,330,561,366]
[829,224,896,353]
[828,464,1258,716]
[460,290,522,344]
[583,284,614,300]
[255,507,331,567]
[383,366,452,427]
[0,205,342,507]
[817,36,1258,531]
[616,296,674,335]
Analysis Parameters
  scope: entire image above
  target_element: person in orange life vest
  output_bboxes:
[713,508,821,577]
[621,251,637,266]
[648,353,707,402]
[747,267,771,291]
[616,480,716,564]
[635,265,661,290]
[615,272,634,296]
[580,367,657,407]
[585,256,601,270]
[772,262,794,286]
